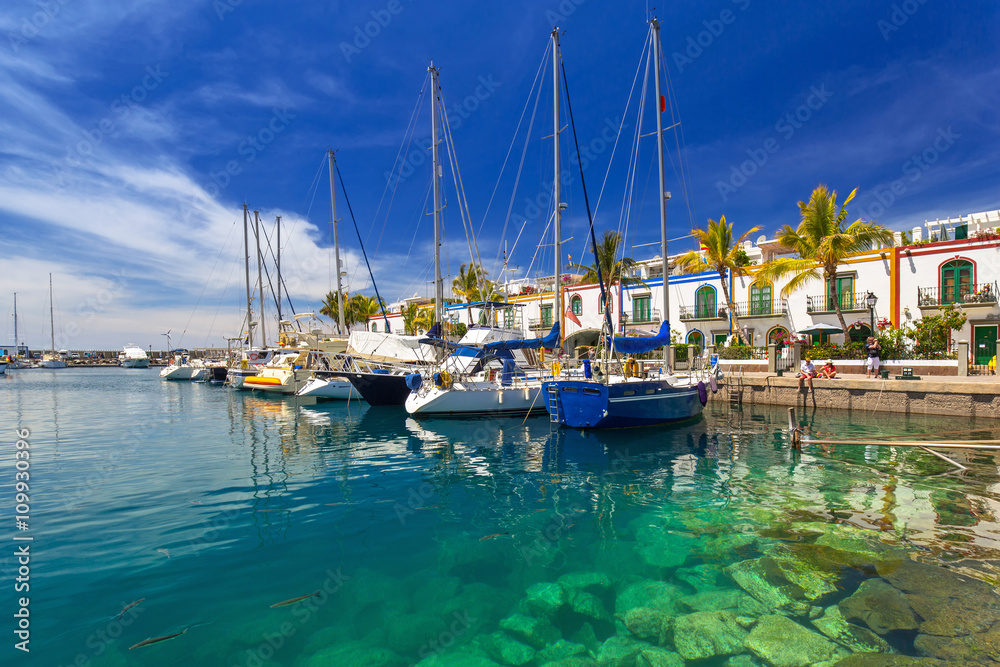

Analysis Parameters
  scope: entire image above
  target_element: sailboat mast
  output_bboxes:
[276,215,282,324]
[13,292,17,350]
[429,63,444,327]
[255,210,266,346]
[328,149,346,334]
[243,204,254,349]
[552,28,564,352]
[49,273,55,355]
[652,19,671,369]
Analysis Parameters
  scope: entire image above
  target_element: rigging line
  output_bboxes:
[478,41,552,266]
[334,156,393,331]
[372,74,431,258]
[577,29,650,272]
[290,154,329,241]
[560,55,614,343]
[659,43,697,229]
[178,214,241,344]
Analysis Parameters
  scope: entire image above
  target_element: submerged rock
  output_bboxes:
[914,619,1000,664]
[838,579,919,636]
[879,559,1000,637]
[414,644,502,666]
[635,645,684,667]
[302,642,406,667]
[478,631,536,666]
[596,635,644,667]
[635,525,694,570]
[559,571,614,594]
[385,613,449,656]
[619,606,670,643]
[673,610,747,660]
[725,557,811,617]
[675,564,723,592]
[524,581,568,618]
[811,605,891,654]
[499,613,561,650]
[831,656,941,666]
[571,589,613,623]
[678,589,741,612]
[745,614,843,667]
[536,639,589,663]
[615,580,681,615]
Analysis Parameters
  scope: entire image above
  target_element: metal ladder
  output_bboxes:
[728,367,744,405]
[546,385,561,423]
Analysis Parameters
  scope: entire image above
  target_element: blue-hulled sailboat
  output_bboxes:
[542,19,708,429]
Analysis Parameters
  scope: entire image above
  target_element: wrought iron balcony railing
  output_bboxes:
[805,292,871,314]
[917,281,998,307]
[728,299,790,318]
[625,308,661,325]
[679,305,727,321]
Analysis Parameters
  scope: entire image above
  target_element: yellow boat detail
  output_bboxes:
[244,376,283,386]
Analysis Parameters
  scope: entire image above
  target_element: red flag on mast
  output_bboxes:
[565,305,581,327]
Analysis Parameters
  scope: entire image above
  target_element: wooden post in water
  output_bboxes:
[787,407,801,449]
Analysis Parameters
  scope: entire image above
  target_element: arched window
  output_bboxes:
[848,323,872,343]
[686,330,704,352]
[941,259,973,304]
[767,326,789,345]
[599,294,614,314]
[749,281,773,315]
[384,322,391,333]
[695,286,717,319]
[570,295,583,316]
[371,323,377,332]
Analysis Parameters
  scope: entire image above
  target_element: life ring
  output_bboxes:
[248,352,258,361]
[550,361,561,377]
[433,370,452,390]
[624,358,639,378]
[697,381,708,406]
[710,375,718,394]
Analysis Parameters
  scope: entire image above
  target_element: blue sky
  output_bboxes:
[1,0,998,349]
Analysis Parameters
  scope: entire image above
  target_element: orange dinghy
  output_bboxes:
[244,376,283,387]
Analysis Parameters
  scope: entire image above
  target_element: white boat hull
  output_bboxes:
[0,363,6,375]
[405,380,545,416]
[40,360,68,369]
[120,358,150,368]
[296,377,356,400]
[160,365,198,380]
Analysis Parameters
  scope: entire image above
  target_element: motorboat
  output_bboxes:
[119,344,150,368]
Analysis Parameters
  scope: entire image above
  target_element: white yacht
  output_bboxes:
[119,344,150,368]
[159,354,208,381]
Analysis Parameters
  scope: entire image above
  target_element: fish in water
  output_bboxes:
[129,628,187,649]
[117,598,145,619]
[270,591,320,608]
[157,548,170,558]
[479,532,510,541]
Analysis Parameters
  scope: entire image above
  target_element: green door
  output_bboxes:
[974,325,998,365]
[827,277,854,311]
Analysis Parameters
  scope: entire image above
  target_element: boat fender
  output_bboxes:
[710,375,718,394]
[405,373,422,392]
[550,361,561,377]
[433,370,452,390]
[240,359,248,370]
[582,358,592,379]
[697,381,708,406]
[625,358,639,377]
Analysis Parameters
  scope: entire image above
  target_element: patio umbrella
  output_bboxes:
[797,323,844,335]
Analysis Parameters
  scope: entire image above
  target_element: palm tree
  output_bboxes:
[349,294,382,330]
[675,216,761,346]
[320,291,347,329]
[571,230,644,288]
[757,185,895,335]
[452,262,503,322]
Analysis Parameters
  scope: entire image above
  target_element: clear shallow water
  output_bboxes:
[3,368,1000,666]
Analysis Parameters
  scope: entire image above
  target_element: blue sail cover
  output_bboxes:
[483,322,560,352]
[606,321,670,354]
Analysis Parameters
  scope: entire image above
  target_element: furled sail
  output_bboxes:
[483,323,560,351]
[606,321,670,354]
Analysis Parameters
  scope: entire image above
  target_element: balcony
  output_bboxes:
[624,308,661,325]
[918,282,998,308]
[728,299,790,318]
[679,305,727,321]
[528,318,554,330]
[806,292,871,314]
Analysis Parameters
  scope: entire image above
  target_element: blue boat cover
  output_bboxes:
[606,321,670,354]
[483,322,560,351]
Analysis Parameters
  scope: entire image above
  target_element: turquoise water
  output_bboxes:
[4,368,1000,666]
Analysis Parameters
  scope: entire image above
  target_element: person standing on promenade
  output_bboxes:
[865,336,881,378]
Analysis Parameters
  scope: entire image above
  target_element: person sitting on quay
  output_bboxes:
[820,360,837,379]
[798,357,817,391]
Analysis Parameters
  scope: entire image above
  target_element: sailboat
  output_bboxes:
[40,274,68,369]
[542,19,707,429]
[3,293,28,370]
[405,39,567,418]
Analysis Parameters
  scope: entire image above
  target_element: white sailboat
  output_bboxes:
[40,274,67,369]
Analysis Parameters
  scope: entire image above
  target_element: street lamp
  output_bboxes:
[866,292,878,335]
